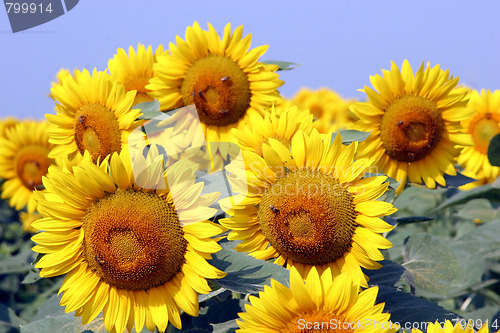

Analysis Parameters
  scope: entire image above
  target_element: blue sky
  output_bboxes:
[1,0,499,119]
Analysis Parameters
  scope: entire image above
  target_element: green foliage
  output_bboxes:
[402,234,458,298]
[443,173,477,188]
[211,320,238,333]
[21,295,151,333]
[461,307,500,331]
[365,260,405,288]
[0,195,17,225]
[454,199,500,223]
[488,133,500,167]
[3,139,500,333]
[21,309,104,333]
[443,245,485,299]
[386,180,500,324]
[0,303,26,333]
[376,286,459,323]
[210,241,289,294]
[435,181,500,211]
[0,243,34,275]
[167,290,245,333]
[451,220,500,260]
[385,216,434,226]
[394,186,448,216]
[20,268,41,285]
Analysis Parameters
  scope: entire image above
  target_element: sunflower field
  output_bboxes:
[2,20,500,333]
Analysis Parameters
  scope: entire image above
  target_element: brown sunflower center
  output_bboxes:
[258,169,357,266]
[380,95,444,162]
[15,145,52,190]
[74,104,122,162]
[309,105,324,119]
[124,77,154,106]
[469,112,500,154]
[82,188,187,291]
[286,312,352,333]
[180,55,251,127]
[255,135,291,157]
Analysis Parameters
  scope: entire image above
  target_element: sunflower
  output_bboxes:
[19,211,40,233]
[350,60,473,194]
[31,147,225,333]
[412,320,488,333]
[147,22,284,147]
[47,68,142,162]
[232,105,313,157]
[458,89,500,188]
[48,68,72,99]
[0,117,18,139]
[108,44,168,106]
[0,121,55,213]
[290,87,358,133]
[220,129,396,285]
[237,267,397,333]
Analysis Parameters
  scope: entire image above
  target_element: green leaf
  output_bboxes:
[395,186,446,216]
[461,307,500,330]
[444,247,485,299]
[451,220,500,260]
[0,197,16,224]
[168,294,242,333]
[0,243,35,275]
[29,295,66,322]
[402,234,458,298]
[261,60,300,71]
[0,303,26,333]
[488,133,500,166]
[454,198,500,224]
[434,182,500,211]
[376,286,458,324]
[460,305,500,332]
[365,260,405,288]
[166,317,212,333]
[204,299,242,327]
[21,313,106,333]
[167,327,211,333]
[15,276,64,323]
[210,241,289,294]
[211,320,239,333]
[333,130,371,145]
[21,267,42,284]
[22,313,150,333]
[135,100,162,120]
[386,223,427,262]
[198,287,226,304]
[443,172,477,187]
[25,295,152,333]
[384,216,433,226]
